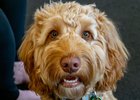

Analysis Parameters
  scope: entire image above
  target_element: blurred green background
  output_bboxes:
[25,0,140,100]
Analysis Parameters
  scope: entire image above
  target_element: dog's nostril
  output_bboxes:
[74,63,78,68]
[61,56,81,73]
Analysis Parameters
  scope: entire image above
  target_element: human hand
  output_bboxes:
[17,90,41,100]
[13,61,30,84]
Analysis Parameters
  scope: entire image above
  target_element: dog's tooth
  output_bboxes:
[74,77,78,82]
[64,77,78,83]
[64,79,73,83]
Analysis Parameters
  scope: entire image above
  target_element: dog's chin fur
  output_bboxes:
[56,83,85,99]
[18,1,129,100]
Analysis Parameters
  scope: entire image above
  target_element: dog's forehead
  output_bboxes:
[36,2,99,39]
[36,2,97,27]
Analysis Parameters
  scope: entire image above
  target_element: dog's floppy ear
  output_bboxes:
[18,8,48,75]
[18,25,36,74]
[18,23,49,95]
[18,8,54,96]
[94,9,129,91]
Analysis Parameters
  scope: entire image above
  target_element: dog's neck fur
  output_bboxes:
[47,90,99,100]
[50,93,81,100]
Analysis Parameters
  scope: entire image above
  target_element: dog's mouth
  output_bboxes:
[60,76,81,88]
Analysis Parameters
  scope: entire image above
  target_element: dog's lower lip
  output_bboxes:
[60,76,81,88]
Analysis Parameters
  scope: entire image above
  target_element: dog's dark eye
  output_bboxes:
[49,30,58,39]
[82,31,92,40]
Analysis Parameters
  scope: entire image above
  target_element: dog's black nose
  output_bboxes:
[60,56,81,73]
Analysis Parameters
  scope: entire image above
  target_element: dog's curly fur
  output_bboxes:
[18,2,129,100]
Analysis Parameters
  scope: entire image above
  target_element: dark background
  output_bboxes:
[25,0,140,100]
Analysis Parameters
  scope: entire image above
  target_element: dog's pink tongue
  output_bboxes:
[62,76,80,88]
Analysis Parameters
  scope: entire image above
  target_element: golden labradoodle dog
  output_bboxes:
[18,2,129,100]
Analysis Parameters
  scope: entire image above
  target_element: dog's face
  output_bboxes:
[19,2,128,99]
